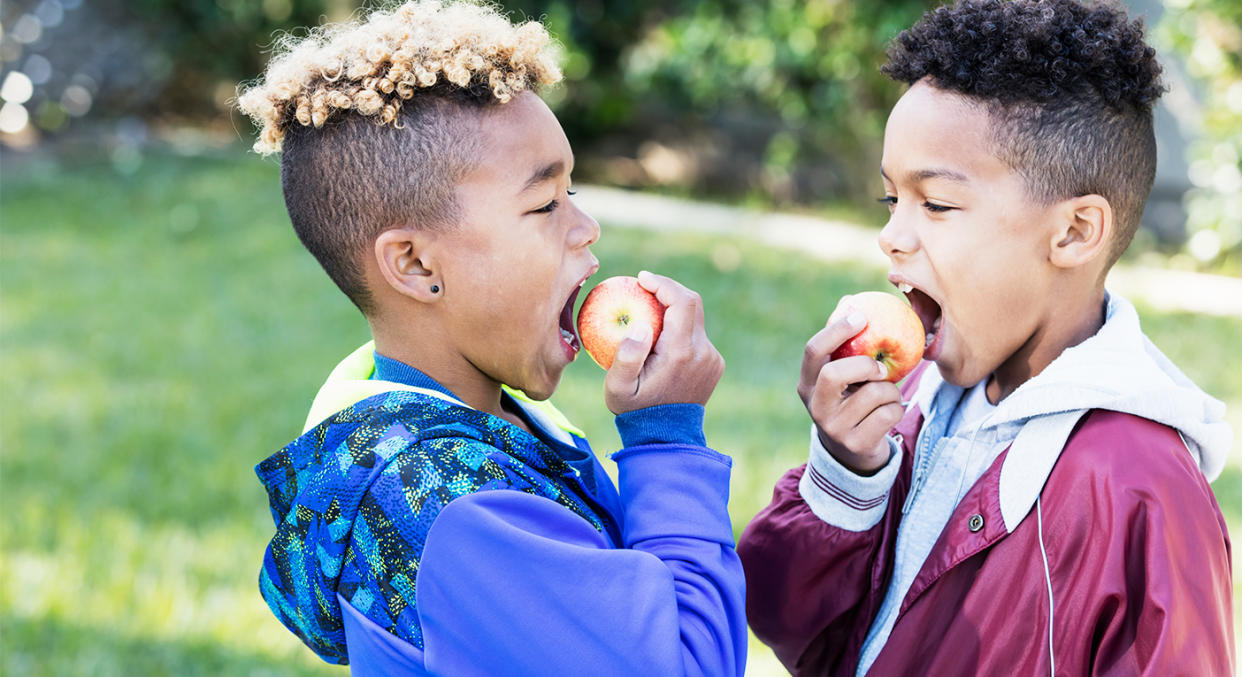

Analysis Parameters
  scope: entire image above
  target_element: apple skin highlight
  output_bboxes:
[575,276,665,370]
[828,291,926,383]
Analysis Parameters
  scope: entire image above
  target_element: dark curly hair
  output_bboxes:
[883,0,1165,265]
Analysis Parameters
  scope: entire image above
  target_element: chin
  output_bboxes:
[936,360,989,390]
[518,374,561,401]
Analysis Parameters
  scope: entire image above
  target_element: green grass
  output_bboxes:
[3,149,1239,674]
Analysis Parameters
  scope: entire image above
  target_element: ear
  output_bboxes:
[1048,194,1112,270]
[374,228,443,303]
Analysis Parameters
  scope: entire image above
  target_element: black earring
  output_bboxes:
[430,284,440,293]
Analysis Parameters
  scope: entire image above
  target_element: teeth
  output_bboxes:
[561,328,576,344]
[926,332,935,348]
[897,282,913,293]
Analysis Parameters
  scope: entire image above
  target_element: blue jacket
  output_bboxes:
[256,342,747,675]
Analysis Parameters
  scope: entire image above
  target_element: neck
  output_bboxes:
[986,284,1106,404]
[369,317,511,421]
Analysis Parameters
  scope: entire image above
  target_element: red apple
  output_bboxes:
[828,291,925,382]
[575,276,665,370]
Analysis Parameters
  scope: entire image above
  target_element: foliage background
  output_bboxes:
[2,0,1239,674]
[4,0,1237,261]
[1157,0,1242,268]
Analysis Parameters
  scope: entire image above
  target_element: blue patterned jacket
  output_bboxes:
[256,342,747,675]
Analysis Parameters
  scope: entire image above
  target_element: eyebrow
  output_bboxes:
[880,167,970,184]
[520,160,565,193]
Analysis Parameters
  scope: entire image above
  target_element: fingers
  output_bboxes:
[605,273,723,413]
[799,350,886,405]
[604,323,654,397]
[852,400,906,446]
[835,380,903,428]
[800,314,869,388]
[804,359,904,472]
[636,270,703,345]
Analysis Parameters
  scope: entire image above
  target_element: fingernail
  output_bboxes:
[847,312,867,329]
[637,270,653,281]
[877,361,888,379]
[626,325,650,343]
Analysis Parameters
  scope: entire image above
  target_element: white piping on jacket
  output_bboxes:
[1037,495,1055,676]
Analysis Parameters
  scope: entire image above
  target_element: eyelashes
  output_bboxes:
[877,196,954,213]
[532,189,577,214]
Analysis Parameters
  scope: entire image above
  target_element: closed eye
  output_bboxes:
[923,201,953,213]
[877,196,897,209]
[532,199,560,214]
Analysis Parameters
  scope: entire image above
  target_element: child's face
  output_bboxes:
[436,92,600,400]
[878,80,1061,392]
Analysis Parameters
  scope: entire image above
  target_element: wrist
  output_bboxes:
[616,403,706,448]
[800,426,901,531]
[816,428,889,477]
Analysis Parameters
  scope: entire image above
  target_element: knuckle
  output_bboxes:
[803,345,818,366]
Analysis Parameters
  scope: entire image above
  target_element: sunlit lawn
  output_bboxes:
[3,149,1239,675]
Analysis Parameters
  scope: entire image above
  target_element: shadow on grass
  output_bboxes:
[1,614,337,677]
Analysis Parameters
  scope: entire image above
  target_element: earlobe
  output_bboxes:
[374,229,443,303]
[1049,195,1112,270]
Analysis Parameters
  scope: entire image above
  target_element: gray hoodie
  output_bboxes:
[798,292,1232,676]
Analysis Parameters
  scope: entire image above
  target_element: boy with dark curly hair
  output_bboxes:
[237,2,746,674]
[739,0,1233,674]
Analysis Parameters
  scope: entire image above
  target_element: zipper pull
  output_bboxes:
[902,474,922,514]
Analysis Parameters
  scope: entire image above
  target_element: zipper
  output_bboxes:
[902,435,945,514]
[901,397,944,515]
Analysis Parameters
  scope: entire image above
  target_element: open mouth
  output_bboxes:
[895,281,943,350]
[558,279,586,352]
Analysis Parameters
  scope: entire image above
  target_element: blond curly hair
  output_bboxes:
[237,0,564,315]
[237,0,563,155]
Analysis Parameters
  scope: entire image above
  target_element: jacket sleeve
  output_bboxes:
[1051,415,1235,676]
[1104,495,1235,676]
[412,441,746,677]
[737,427,902,673]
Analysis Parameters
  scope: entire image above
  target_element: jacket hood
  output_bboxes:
[256,342,588,663]
[908,293,1231,533]
[911,293,1231,482]
[256,389,467,663]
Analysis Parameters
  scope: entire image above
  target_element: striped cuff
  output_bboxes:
[798,424,901,532]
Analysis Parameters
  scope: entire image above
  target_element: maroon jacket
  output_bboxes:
[739,374,1234,675]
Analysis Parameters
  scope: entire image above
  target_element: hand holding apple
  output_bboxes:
[576,275,665,370]
[579,271,724,415]
[828,291,925,383]
[796,291,922,475]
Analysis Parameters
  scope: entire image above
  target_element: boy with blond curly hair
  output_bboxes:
[238,3,746,674]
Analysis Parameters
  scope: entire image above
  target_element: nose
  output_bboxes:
[571,203,600,249]
[877,212,917,260]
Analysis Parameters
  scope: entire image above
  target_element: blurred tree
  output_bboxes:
[606,0,933,204]
[2,0,935,211]
[1158,0,1242,268]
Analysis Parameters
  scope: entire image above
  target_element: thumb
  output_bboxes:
[604,324,653,391]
